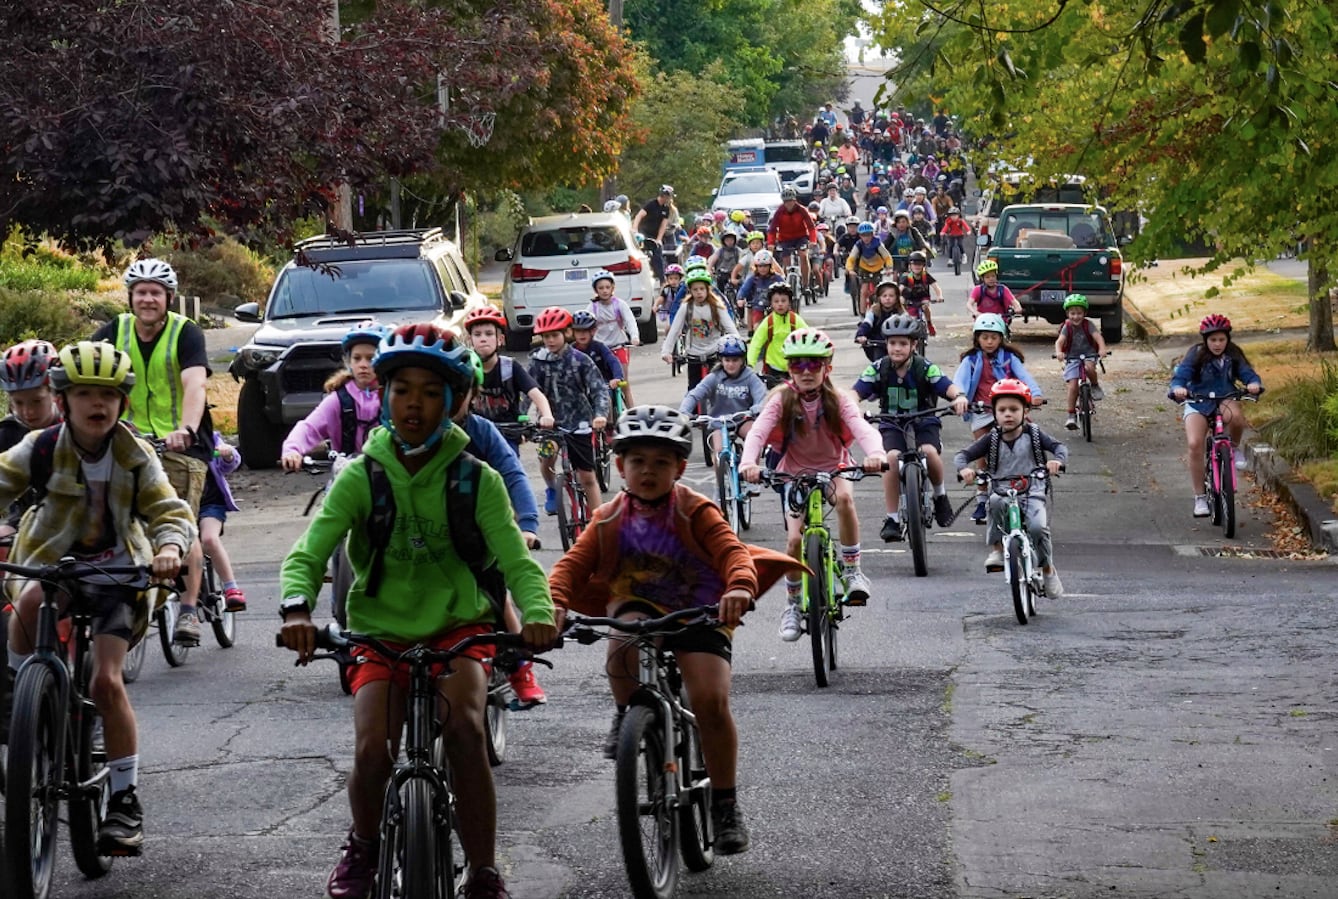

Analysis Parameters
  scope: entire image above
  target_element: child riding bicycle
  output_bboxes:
[280,322,387,472]
[463,306,556,445]
[745,283,809,384]
[277,322,557,899]
[677,336,767,454]
[1054,293,1109,431]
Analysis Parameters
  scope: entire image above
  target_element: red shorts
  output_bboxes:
[346,623,495,695]
[610,345,631,369]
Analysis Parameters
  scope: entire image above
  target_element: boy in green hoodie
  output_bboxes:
[278,323,557,899]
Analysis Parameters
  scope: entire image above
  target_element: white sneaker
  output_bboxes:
[984,549,1004,572]
[1064,414,1078,431]
[1234,448,1247,470]
[844,570,872,605]
[778,604,803,642]
[1044,568,1064,598]
[1192,495,1211,518]
[1090,386,1105,401]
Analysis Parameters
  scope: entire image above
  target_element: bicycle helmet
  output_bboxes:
[533,306,574,334]
[612,405,695,459]
[745,230,765,243]
[685,268,713,286]
[694,227,712,240]
[976,259,999,277]
[659,184,675,196]
[989,377,1033,407]
[123,258,178,292]
[1,339,58,392]
[730,210,747,223]
[571,310,598,331]
[947,206,961,215]
[781,187,799,200]
[856,222,875,235]
[846,215,861,226]
[341,321,390,355]
[1062,293,1089,310]
[973,313,1008,335]
[892,209,910,221]
[753,250,774,266]
[718,335,747,358]
[373,323,474,391]
[591,269,616,287]
[816,222,830,232]
[781,328,836,359]
[877,205,889,215]
[663,264,685,278]
[875,278,900,296]
[1199,313,1232,335]
[462,306,508,332]
[602,199,621,213]
[616,194,629,206]
[869,186,881,196]
[49,341,135,395]
[909,250,928,264]
[807,202,821,213]
[720,229,738,242]
[880,313,927,339]
[713,211,727,223]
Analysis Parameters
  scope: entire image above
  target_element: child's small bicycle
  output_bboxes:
[595,383,628,493]
[692,412,754,537]
[864,408,954,577]
[976,468,1054,625]
[534,425,595,552]
[1181,391,1258,539]
[1057,351,1111,443]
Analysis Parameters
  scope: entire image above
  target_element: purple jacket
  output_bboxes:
[209,433,243,513]
[281,381,381,457]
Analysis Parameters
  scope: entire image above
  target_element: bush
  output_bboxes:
[0,259,100,292]
[146,236,275,310]
[0,287,95,347]
[1257,360,1338,464]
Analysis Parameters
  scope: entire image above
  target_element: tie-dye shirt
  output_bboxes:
[609,495,725,611]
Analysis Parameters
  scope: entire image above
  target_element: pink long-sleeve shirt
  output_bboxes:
[741,386,883,473]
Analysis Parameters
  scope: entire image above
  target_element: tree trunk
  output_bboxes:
[1307,245,1334,351]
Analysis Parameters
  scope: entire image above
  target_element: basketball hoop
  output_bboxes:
[459,112,496,148]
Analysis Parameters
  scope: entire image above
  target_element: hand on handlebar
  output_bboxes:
[151,543,183,581]
[520,621,559,653]
[959,467,978,484]
[1046,459,1064,475]
[1172,386,1188,400]
[718,588,752,629]
[862,453,888,474]
[740,463,762,483]
[278,615,318,665]
[281,451,304,472]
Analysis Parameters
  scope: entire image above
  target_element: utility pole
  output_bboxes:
[329,0,353,231]
[602,0,623,203]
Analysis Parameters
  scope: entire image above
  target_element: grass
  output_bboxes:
[0,259,102,292]
[1124,258,1310,336]
[1247,342,1338,511]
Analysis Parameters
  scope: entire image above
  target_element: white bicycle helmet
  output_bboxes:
[612,405,695,459]
[123,258,178,292]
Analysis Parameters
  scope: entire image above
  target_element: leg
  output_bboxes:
[676,652,736,789]
[1222,399,1246,445]
[198,517,235,584]
[577,468,603,512]
[89,634,136,761]
[1026,495,1053,570]
[882,450,902,513]
[1183,412,1208,492]
[1085,359,1100,390]
[923,444,945,488]
[1065,378,1079,413]
[833,477,861,548]
[348,680,403,840]
[437,659,496,876]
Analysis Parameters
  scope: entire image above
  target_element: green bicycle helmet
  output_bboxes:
[781,328,835,359]
[745,230,765,243]
[685,268,713,286]
[1063,293,1089,310]
[976,259,999,277]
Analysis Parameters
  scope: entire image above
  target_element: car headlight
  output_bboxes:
[239,346,281,370]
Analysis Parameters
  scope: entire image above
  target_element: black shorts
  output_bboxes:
[612,601,733,663]
[565,433,596,473]
[880,419,942,454]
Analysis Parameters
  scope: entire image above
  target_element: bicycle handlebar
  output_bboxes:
[0,559,154,587]
[692,411,752,430]
[864,407,956,425]
[561,605,721,645]
[1179,391,1261,402]
[1053,352,1112,361]
[274,622,556,667]
[758,464,887,487]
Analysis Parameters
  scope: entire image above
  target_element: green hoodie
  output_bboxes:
[280,425,553,640]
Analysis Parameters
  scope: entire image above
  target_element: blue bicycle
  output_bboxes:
[693,412,754,536]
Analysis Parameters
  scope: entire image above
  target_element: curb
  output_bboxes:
[1120,291,1163,340]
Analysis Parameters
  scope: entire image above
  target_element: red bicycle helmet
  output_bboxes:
[533,307,574,334]
[989,378,1033,407]
[1,339,58,392]
[1199,314,1232,335]
[463,306,508,332]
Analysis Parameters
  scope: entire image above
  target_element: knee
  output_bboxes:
[442,706,486,749]
[89,667,127,709]
[834,490,855,512]
[689,688,731,727]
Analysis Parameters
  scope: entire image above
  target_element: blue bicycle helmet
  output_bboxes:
[373,323,475,456]
[717,335,747,358]
[571,310,598,331]
[341,321,390,355]
[857,222,875,235]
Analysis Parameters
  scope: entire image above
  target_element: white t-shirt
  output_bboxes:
[70,452,135,583]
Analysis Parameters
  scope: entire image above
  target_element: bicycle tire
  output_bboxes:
[121,636,147,684]
[677,720,714,873]
[69,652,113,878]
[952,245,962,277]
[804,531,831,688]
[738,476,753,531]
[6,662,63,899]
[850,281,861,316]
[595,431,612,494]
[555,480,574,552]
[616,706,678,899]
[1080,382,1093,443]
[1216,442,1236,538]
[574,479,591,543]
[156,599,190,667]
[382,777,448,899]
[331,542,353,628]
[485,666,510,767]
[904,463,929,577]
[204,556,237,649]
[1008,535,1030,625]
[1205,444,1223,527]
[714,460,735,534]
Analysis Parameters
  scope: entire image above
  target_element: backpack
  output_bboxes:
[29,424,143,514]
[335,386,381,455]
[1058,319,1097,352]
[875,355,932,412]
[361,452,506,627]
[986,422,1048,478]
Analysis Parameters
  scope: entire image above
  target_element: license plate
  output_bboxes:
[1038,290,1066,304]
[565,269,587,282]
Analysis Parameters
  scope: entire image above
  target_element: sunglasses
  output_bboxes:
[787,359,827,374]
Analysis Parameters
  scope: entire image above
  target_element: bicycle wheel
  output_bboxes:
[1008,535,1030,625]
[573,479,590,542]
[156,599,190,667]
[677,720,714,873]
[804,531,832,688]
[595,431,612,493]
[121,636,146,684]
[1205,444,1223,527]
[850,281,861,316]
[69,664,113,877]
[1079,382,1094,443]
[738,474,753,531]
[555,480,573,552]
[378,777,451,899]
[714,459,737,536]
[331,542,353,628]
[204,557,237,649]
[616,706,678,899]
[1216,442,1236,538]
[904,464,929,577]
[952,244,962,277]
[485,666,510,767]
[6,662,63,899]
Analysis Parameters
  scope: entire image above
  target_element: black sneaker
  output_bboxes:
[602,709,626,760]
[879,515,904,543]
[933,494,955,527]
[711,799,751,855]
[97,786,144,855]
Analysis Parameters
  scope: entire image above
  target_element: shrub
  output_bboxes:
[1257,360,1338,464]
[146,236,275,309]
[0,259,100,292]
[0,287,95,347]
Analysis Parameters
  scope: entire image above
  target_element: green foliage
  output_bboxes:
[0,260,100,292]
[146,237,276,309]
[0,287,94,348]
[1258,361,1338,463]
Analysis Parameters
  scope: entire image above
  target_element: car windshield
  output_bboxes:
[765,144,807,162]
[720,174,779,196]
[520,226,626,258]
[267,260,440,318]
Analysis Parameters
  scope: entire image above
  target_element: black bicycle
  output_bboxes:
[564,607,718,899]
[2,559,165,899]
[865,408,956,577]
[277,625,550,897]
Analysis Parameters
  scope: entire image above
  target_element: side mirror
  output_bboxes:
[448,290,468,311]
[976,235,990,247]
[234,302,262,323]
[711,189,719,197]
[494,247,514,262]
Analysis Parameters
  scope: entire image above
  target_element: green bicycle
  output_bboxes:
[759,466,881,688]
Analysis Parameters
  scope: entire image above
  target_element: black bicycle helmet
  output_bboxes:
[880,313,926,339]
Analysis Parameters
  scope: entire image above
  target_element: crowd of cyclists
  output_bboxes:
[0,100,1268,899]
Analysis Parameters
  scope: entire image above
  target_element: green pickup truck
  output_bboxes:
[981,203,1127,343]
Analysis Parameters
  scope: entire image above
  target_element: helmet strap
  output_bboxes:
[379,384,454,457]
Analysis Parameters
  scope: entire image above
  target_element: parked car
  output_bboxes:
[710,168,785,231]
[495,211,658,351]
[228,228,489,468]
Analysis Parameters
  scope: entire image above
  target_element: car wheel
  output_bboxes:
[237,378,288,470]
[1101,303,1124,344]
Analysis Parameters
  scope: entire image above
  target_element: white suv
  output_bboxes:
[496,212,658,350]
[710,169,784,231]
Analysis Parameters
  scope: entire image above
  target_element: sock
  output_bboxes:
[785,575,802,603]
[178,604,196,615]
[9,648,29,671]
[886,512,901,523]
[712,786,737,806]
[933,483,947,497]
[109,754,138,794]
[222,580,239,592]
[841,543,861,571]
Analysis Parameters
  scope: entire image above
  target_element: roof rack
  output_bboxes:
[294,228,448,252]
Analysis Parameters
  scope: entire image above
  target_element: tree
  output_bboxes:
[868,0,1338,349]
[0,0,637,249]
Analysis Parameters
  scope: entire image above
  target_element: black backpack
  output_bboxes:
[335,388,380,455]
[360,451,506,627]
[986,422,1048,477]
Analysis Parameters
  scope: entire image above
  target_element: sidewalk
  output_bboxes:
[1123,257,1337,552]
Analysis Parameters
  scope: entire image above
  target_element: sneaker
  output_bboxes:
[97,786,144,855]
[326,829,377,899]
[1044,568,1064,598]
[984,549,1004,572]
[1192,495,1211,518]
[543,487,557,516]
[880,515,904,543]
[461,866,512,899]
[927,323,937,337]
[173,610,201,646]
[223,587,247,612]
[1091,385,1105,401]
[711,799,751,855]
[603,709,626,760]
[508,662,547,710]
[1234,448,1247,471]
[933,494,955,527]
[971,495,987,525]
[778,604,803,642]
[844,570,872,606]
[1064,414,1078,431]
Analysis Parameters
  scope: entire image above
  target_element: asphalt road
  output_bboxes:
[42,260,1337,899]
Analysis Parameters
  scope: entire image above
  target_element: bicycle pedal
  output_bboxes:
[97,841,143,858]
[173,637,201,647]
[842,595,867,607]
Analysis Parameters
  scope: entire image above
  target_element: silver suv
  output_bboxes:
[229,228,488,468]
